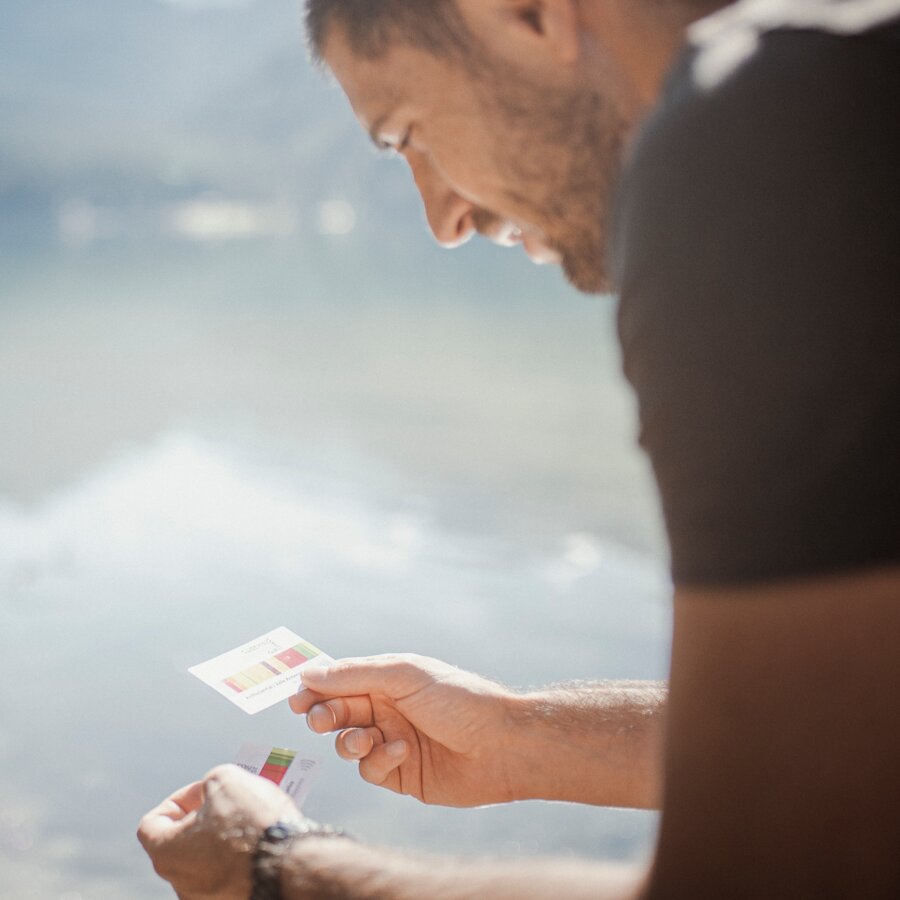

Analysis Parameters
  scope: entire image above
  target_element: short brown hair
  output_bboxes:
[304,0,476,64]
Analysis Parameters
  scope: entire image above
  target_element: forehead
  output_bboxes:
[321,23,461,130]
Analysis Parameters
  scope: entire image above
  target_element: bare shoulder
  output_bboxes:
[647,566,900,899]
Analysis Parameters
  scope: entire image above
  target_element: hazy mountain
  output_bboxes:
[0,0,574,306]
[0,0,417,234]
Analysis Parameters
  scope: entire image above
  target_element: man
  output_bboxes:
[139,1,900,897]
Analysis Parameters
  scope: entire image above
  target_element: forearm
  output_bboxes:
[281,837,648,900]
[504,680,666,809]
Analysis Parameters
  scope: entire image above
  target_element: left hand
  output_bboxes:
[137,764,303,900]
[291,654,524,808]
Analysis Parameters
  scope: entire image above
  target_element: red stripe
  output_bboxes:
[259,763,289,785]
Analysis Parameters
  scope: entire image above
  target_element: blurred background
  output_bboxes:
[0,1,670,897]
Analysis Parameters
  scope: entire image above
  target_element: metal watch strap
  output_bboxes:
[250,820,351,900]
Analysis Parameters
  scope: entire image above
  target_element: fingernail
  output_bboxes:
[344,731,360,755]
[385,740,407,759]
[307,704,335,732]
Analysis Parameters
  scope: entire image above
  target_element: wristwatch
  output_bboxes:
[250,820,350,900]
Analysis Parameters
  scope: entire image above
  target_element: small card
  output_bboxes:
[233,743,322,809]
[189,627,332,715]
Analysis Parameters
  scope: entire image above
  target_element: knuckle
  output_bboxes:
[326,659,350,677]
[205,763,237,785]
[374,652,415,669]
[392,655,435,684]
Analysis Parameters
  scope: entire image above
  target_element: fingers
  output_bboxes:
[203,762,254,788]
[306,695,375,734]
[170,780,206,815]
[358,739,409,787]
[290,689,377,730]
[299,654,437,701]
[288,687,325,716]
[202,764,296,822]
[335,726,384,761]
[137,781,204,848]
[330,725,409,794]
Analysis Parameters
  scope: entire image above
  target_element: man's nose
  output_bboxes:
[407,150,476,249]
[425,190,477,249]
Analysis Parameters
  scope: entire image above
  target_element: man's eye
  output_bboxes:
[397,130,412,153]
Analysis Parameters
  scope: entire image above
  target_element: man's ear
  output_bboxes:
[456,0,580,67]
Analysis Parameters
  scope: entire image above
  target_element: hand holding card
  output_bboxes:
[189,627,332,715]
[232,743,321,809]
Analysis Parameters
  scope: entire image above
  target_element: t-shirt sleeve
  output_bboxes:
[612,25,900,587]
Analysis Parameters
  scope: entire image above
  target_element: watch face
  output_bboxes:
[264,823,297,843]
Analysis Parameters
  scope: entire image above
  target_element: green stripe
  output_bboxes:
[266,748,297,768]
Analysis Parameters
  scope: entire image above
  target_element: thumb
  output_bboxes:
[137,781,204,850]
[300,654,436,700]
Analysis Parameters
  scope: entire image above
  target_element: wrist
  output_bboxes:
[498,690,561,802]
[278,831,374,900]
[252,821,353,900]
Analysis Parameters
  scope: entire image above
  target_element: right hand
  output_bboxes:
[137,765,304,900]
[289,654,523,808]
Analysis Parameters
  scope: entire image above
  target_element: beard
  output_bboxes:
[473,63,629,294]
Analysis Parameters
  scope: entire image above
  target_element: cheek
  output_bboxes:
[418,119,498,201]
[418,113,543,227]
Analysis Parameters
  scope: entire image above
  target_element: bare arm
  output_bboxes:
[138,765,650,900]
[284,566,900,899]
[138,567,900,898]
[647,565,900,898]
[505,680,665,808]
[294,658,665,810]
[280,838,646,900]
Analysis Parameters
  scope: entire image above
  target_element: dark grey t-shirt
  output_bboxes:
[612,8,900,586]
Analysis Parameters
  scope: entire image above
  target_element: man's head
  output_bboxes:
[305,0,476,66]
[304,1,702,293]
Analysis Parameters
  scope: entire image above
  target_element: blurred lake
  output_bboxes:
[0,1,670,897]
